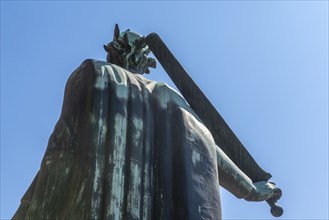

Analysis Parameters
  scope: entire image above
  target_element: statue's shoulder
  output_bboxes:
[74,59,127,79]
[73,59,177,94]
[79,59,115,69]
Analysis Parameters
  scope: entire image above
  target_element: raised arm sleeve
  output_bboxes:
[216,146,255,199]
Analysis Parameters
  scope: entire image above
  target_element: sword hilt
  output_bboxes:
[266,187,283,217]
[267,199,283,217]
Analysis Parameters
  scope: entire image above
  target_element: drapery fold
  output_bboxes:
[13,59,221,220]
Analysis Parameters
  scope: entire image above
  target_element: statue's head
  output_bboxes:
[103,24,156,74]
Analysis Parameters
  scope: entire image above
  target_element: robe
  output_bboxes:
[13,59,222,220]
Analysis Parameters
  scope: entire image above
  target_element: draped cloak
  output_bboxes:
[13,59,222,220]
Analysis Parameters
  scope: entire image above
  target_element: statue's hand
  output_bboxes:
[245,181,282,202]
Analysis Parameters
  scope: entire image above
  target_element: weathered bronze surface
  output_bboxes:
[146,33,271,182]
[103,24,156,74]
[146,32,282,216]
[13,25,282,219]
[13,60,222,219]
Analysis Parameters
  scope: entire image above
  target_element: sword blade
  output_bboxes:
[146,33,271,182]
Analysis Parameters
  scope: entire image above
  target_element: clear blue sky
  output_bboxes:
[1,1,328,219]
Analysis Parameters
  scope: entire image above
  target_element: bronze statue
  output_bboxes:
[104,24,283,215]
[13,24,282,220]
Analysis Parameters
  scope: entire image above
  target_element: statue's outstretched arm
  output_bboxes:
[216,146,281,202]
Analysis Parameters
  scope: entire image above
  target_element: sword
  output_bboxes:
[146,33,283,217]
